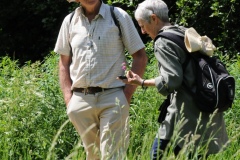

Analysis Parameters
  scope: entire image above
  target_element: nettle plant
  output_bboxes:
[120,61,130,79]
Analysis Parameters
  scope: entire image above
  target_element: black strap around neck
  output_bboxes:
[110,6,122,37]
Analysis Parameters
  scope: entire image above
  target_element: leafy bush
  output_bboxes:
[0,0,239,64]
[0,53,80,159]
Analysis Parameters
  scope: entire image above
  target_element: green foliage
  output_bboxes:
[0,0,240,158]
[0,0,238,64]
[1,45,240,159]
[0,0,77,64]
[0,53,80,159]
[172,0,240,56]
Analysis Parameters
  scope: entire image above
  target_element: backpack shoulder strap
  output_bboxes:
[156,31,188,53]
[69,10,75,24]
[69,10,75,56]
[156,31,190,70]
[110,6,122,37]
[69,7,122,37]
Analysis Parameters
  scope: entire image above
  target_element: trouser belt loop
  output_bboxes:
[84,88,88,95]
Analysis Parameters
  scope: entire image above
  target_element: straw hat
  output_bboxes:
[184,27,216,56]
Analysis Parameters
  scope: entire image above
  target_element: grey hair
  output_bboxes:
[67,0,79,3]
[134,0,169,23]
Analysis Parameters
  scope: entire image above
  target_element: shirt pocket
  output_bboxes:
[97,24,123,56]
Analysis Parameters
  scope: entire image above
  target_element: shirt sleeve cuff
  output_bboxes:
[155,76,169,96]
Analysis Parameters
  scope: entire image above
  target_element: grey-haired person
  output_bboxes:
[54,0,148,159]
[120,0,228,159]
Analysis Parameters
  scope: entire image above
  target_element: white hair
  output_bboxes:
[134,0,169,23]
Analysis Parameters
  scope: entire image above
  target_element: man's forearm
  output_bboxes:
[59,57,72,106]
[124,48,148,103]
[131,49,148,79]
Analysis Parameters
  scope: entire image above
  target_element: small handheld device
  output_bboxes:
[118,75,127,79]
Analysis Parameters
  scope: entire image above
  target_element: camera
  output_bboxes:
[118,75,127,79]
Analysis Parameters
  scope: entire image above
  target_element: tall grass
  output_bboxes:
[0,52,240,159]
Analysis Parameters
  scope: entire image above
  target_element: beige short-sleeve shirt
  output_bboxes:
[54,3,145,89]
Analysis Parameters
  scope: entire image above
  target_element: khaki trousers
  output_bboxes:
[67,88,129,160]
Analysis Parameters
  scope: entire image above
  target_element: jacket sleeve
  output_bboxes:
[154,38,185,96]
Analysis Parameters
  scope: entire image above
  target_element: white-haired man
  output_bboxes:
[120,0,228,159]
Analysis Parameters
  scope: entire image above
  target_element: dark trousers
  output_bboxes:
[151,138,209,160]
[151,138,181,160]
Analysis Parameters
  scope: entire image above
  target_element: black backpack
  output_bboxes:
[156,31,235,113]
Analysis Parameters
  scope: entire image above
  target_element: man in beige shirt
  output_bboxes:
[54,0,147,159]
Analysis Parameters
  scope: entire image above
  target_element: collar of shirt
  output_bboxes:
[76,2,108,21]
